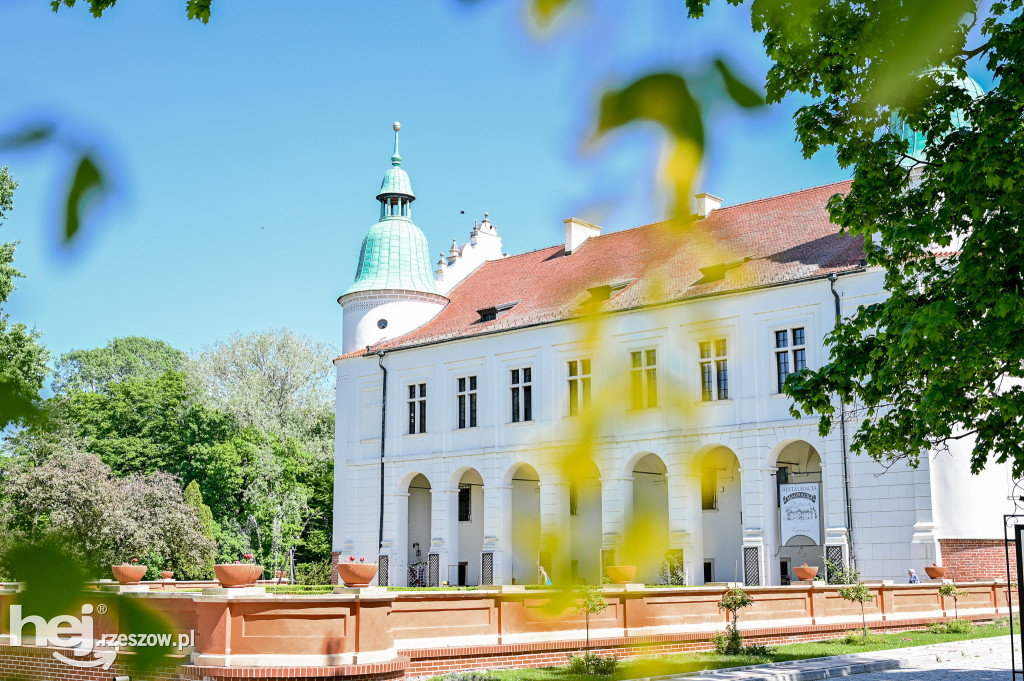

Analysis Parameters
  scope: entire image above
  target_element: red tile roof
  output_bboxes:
[337,180,862,359]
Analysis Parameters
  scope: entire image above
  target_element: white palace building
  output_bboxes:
[332,116,1015,588]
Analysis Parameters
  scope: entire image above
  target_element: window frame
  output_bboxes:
[774,326,807,394]
[629,347,659,410]
[567,358,592,417]
[406,382,427,435]
[509,366,534,424]
[456,374,479,429]
[697,337,730,403]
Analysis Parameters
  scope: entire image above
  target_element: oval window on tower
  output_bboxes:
[377,319,388,329]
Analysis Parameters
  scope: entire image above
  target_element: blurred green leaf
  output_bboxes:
[0,125,56,150]
[597,72,704,148]
[63,154,104,242]
[714,58,765,109]
[117,595,176,673]
[6,544,84,621]
[186,0,213,23]
[862,0,974,109]
[531,0,574,28]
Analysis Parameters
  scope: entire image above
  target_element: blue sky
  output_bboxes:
[0,0,854,360]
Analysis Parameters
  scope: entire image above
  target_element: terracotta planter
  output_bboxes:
[214,563,259,588]
[606,565,637,584]
[793,566,818,581]
[249,565,264,586]
[337,563,378,587]
[111,565,147,585]
[275,570,284,579]
[925,566,947,579]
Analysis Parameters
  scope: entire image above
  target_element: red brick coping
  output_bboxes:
[180,657,409,679]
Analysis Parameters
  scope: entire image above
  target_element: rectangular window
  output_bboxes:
[458,484,472,521]
[630,349,658,409]
[569,482,578,516]
[700,339,729,401]
[407,383,427,434]
[775,327,806,393]
[567,359,591,416]
[511,367,533,423]
[701,468,718,510]
[457,375,478,428]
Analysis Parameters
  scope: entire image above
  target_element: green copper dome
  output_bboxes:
[344,218,441,295]
[342,123,441,298]
[890,68,985,166]
[377,166,414,200]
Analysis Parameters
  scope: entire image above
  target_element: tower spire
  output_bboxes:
[391,121,402,167]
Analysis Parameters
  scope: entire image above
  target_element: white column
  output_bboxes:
[393,492,410,586]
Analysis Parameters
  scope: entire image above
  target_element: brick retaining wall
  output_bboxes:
[940,539,1017,581]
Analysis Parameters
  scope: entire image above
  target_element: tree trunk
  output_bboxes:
[861,601,867,637]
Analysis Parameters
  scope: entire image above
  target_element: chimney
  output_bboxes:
[695,192,723,218]
[564,217,602,255]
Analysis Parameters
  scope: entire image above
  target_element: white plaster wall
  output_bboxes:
[340,291,446,355]
[932,435,1016,539]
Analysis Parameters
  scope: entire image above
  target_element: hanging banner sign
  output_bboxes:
[780,482,820,545]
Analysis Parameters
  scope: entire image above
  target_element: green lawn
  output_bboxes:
[429,621,1012,681]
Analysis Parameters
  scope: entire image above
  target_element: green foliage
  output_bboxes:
[571,585,609,660]
[0,166,50,431]
[712,628,743,655]
[681,0,1024,475]
[838,582,876,637]
[295,559,333,586]
[837,631,885,645]
[715,587,754,653]
[436,673,499,681]
[938,582,968,619]
[930,618,973,634]
[657,551,687,586]
[565,652,618,676]
[51,0,213,24]
[824,557,860,585]
[52,336,187,395]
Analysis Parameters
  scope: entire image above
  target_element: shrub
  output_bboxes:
[930,619,974,634]
[824,557,860,585]
[566,652,618,676]
[712,628,743,655]
[295,559,333,585]
[837,631,884,645]
[741,642,776,657]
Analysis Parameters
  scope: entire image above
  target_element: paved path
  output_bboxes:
[664,636,1019,681]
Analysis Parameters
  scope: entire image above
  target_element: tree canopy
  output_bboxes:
[684,0,1024,476]
[52,336,188,395]
[0,166,49,430]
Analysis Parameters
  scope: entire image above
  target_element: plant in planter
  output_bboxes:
[605,565,636,584]
[925,563,947,579]
[213,553,263,588]
[112,557,147,585]
[336,556,377,587]
[793,563,818,581]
